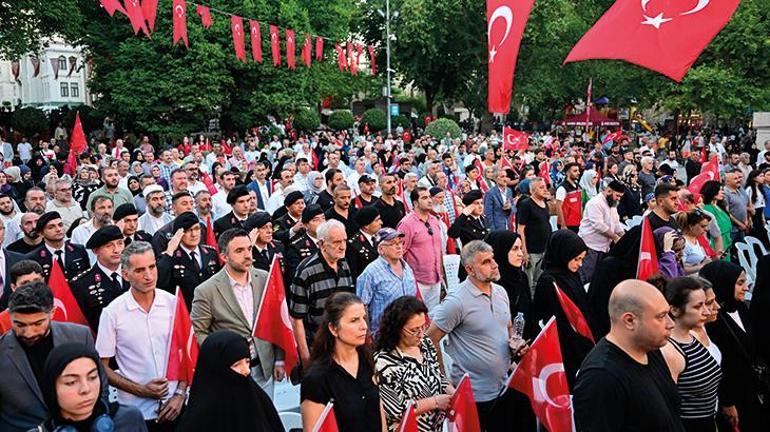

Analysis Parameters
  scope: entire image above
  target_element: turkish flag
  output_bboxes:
[99,0,125,17]
[196,4,212,29]
[503,126,529,152]
[564,0,741,81]
[253,256,299,374]
[335,43,347,71]
[302,33,312,67]
[286,29,296,69]
[123,0,149,36]
[250,20,263,63]
[538,160,551,187]
[231,16,246,62]
[601,129,623,145]
[553,282,595,343]
[204,216,218,252]
[141,0,158,33]
[172,0,188,48]
[312,401,339,432]
[473,159,490,193]
[270,25,281,67]
[688,156,720,196]
[70,111,87,154]
[637,216,659,280]
[49,58,59,80]
[368,45,377,75]
[397,400,419,432]
[315,37,324,61]
[166,289,199,383]
[508,317,573,432]
[448,374,481,432]
[48,260,89,327]
[487,0,534,113]
[347,42,357,75]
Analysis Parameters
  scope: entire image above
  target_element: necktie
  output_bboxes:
[54,250,64,269]
[261,249,269,263]
[190,251,201,275]
[111,272,120,288]
[124,236,132,246]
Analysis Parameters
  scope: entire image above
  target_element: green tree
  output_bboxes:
[11,107,48,137]
[0,0,85,59]
[294,108,321,132]
[361,108,387,131]
[328,110,354,130]
[424,117,461,138]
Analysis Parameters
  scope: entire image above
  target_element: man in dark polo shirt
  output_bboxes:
[647,182,681,232]
[374,173,407,229]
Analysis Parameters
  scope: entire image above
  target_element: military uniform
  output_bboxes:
[252,241,285,273]
[70,265,130,332]
[26,242,91,281]
[284,231,319,283]
[123,230,152,246]
[151,220,206,257]
[157,245,220,309]
[273,213,300,246]
[345,231,378,284]
[213,211,247,237]
[447,214,489,246]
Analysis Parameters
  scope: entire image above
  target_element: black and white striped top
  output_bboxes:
[669,336,723,420]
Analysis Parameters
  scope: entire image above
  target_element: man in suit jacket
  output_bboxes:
[0,282,107,431]
[190,228,285,397]
[483,169,514,230]
[25,212,90,280]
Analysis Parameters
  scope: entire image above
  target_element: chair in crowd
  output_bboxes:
[443,254,461,294]
[745,235,768,258]
[734,242,757,285]
[278,411,302,432]
[440,337,454,375]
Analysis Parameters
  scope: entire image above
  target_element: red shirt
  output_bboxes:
[0,310,11,335]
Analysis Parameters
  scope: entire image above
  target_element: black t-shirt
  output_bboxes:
[647,211,680,232]
[301,352,382,432]
[374,198,407,229]
[573,338,685,432]
[516,197,551,254]
[21,330,54,386]
[6,238,40,255]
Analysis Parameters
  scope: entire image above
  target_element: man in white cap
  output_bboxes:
[137,185,172,235]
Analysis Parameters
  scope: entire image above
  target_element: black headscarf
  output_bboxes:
[42,343,108,431]
[700,260,744,313]
[542,229,588,275]
[177,331,285,432]
[485,231,531,333]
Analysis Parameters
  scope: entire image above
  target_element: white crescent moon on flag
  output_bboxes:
[53,298,69,320]
[280,300,293,331]
[487,6,513,47]
[681,0,710,15]
[533,363,569,408]
[175,4,184,17]
[641,0,651,12]
[235,24,242,35]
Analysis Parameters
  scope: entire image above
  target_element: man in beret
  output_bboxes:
[244,212,285,273]
[150,191,196,257]
[352,174,377,209]
[324,184,358,237]
[70,225,129,332]
[345,206,382,284]
[157,212,220,309]
[273,190,305,245]
[137,185,172,236]
[285,204,325,283]
[213,185,250,237]
[448,189,489,247]
[112,203,152,245]
[578,179,626,284]
[25,211,90,280]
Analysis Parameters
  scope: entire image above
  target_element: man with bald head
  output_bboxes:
[573,279,683,432]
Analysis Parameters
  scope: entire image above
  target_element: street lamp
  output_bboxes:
[378,2,398,136]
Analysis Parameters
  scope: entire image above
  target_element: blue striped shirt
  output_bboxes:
[356,257,417,336]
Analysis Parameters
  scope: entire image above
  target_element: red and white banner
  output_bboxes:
[172,0,188,48]
[99,0,126,17]
[50,58,60,80]
[448,374,481,432]
[270,25,281,67]
[315,37,324,61]
[49,260,89,327]
[165,289,199,383]
[502,127,529,152]
[397,400,418,432]
[231,16,246,62]
[253,256,299,374]
[286,29,296,69]
[554,282,595,343]
[312,401,339,432]
[637,216,659,280]
[250,20,263,63]
[196,4,213,28]
[486,0,535,113]
[335,43,347,71]
[368,45,377,75]
[123,0,149,36]
[141,0,159,33]
[302,33,312,67]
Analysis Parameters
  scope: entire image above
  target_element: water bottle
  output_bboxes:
[513,312,525,338]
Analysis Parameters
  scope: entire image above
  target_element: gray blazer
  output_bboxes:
[190,267,281,380]
[0,321,108,432]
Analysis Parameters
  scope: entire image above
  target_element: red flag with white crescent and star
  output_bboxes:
[487,0,535,114]
[687,155,720,198]
[231,16,246,62]
[123,0,149,36]
[48,260,89,328]
[367,45,377,75]
[397,400,419,432]
[172,0,188,48]
[503,126,529,152]
[553,282,595,343]
[637,215,659,280]
[196,4,212,28]
[347,42,357,75]
[507,317,573,432]
[315,37,324,61]
[253,256,299,374]
[165,289,199,383]
[312,401,339,432]
[302,33,312,67]
[286,29,296,69]
[99,0,126,17]
[564,0,741,81]
[448,374,481,432]
[141,0,158,33]
[270,25,281,67]
[250,20,263,63]
[335,43,347,71]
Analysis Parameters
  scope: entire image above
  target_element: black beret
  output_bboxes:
[226,185,250,205]
[462,189,483,206]
[112,203,138,222]
[243,212,272,231]
[284,191,304,207]
[608,180,626,193]
[85,225,123,250]
[354,206,379,227]
[173,212,200,232]
[301,204,324,223]
[36,211,61,233]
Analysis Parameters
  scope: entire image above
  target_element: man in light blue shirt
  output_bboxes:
[356,227,417,334]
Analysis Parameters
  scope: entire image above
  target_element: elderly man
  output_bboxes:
[138,185,172,235]
[356,227,416,334]
[289,220,354,365]
[573,280,681,432]
[578,180,626,284]
[45,178,83,231]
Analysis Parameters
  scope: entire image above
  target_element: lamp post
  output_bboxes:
[379,1,397,136]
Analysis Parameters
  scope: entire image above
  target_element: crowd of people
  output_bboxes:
[0,124,768,432]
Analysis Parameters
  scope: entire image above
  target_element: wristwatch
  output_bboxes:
[173,388,187,398]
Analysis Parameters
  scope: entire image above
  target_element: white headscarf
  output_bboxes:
[579,169,598,200]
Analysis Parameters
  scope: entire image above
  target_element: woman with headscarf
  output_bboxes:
[579,169,599,207]
[533,229,594,389]
[654,226,686,278]
[751,253,770,368]
[617,164,642,222]
[485,231,533,336]
[700,261,765,431]
[39,343,146,432]
[550,160,565,190]
[304,171,324,206]
[177,331,284,432]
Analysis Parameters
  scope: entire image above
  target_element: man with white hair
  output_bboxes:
[638,156,657,200]
[45,178,83,232]
[289,219,354,364]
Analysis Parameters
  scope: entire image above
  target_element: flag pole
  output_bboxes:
[163,287,181,378]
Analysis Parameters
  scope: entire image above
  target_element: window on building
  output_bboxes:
[70,83,79,98]
[60,82,69,97]
[58,56,67,71]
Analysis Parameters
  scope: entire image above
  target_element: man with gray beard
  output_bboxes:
[578,180,626,284]
[70,196,114,251]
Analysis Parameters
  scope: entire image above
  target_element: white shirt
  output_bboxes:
[180,245,202,268]
[17,142,33,161]
[265,189,286,215]
[225,269,254,329]
[2,213,21,248]
[138,212,173,236]
[45,200,85,232]
[187,180,207,196]
[45,243,66,265]
[211,191,232,221]
[70,220,97,247]
[293,172,309,192]
[97,262,123,285]
[96,289,178,420]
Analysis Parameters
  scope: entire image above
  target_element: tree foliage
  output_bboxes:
[11,107,48,137]
[424,118,461,138]
[0,0,84,60]
[294,109,321,132]
[361,108,387,131]
[328,110,354,130]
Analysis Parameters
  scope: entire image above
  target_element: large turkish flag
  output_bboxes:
[231,16,246,62]
[172,0,188,48]
[564,0,741,81]
[487,0,535,114]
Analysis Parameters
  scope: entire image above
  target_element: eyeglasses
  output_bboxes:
[424,221,434,236]
[402,325,428,338]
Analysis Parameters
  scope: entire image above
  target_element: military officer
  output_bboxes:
[244,212,285,273]
[150,191,196,256]
[345,206,382,283]
[26,211,90,280]
[284,204,325,283]
[70,225,129,332]
[112,203,152,245]
[447,189,489,246]
[213,185,250,237]
[157,211,220,309]
[273,191,305,245]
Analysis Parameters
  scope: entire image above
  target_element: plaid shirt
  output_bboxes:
[356,257,417,335]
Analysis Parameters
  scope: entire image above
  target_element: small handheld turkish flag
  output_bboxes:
[250,21,263,63]
[397,400,418,432]
[253,256,299,374]
[688,156,720,197]
[502,126,529,152]
[231,16,246,62]
[448,374,481,432]
[69,111,87,155]
[48,260,89,327]
[487,0,535,114]
[312,401,339,432]
[165,289,199,383]
[554,282,595,343]
[286,29,296,70]
[637,216,659,280]
[508,317,573,432]
[172,0,188,48]
[196,4,213,28]
[564,0,741,81]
